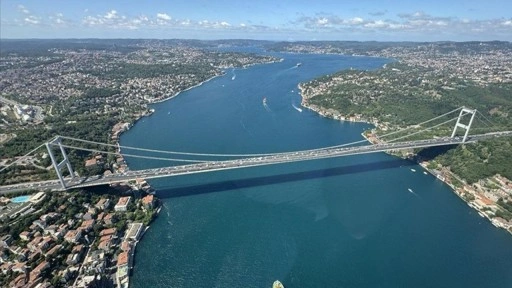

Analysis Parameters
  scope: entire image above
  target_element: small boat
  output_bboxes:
[408,188,414,193]
[263,97,267,105]
[410,169,416,172]
[273,280,284,288]
[296,63,302,67]
[423,171,428,175]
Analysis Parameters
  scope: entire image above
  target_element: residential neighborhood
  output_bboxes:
[0,179,159,288]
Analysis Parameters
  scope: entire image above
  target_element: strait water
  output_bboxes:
[121,53,512,288]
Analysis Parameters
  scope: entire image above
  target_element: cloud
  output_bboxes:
[49,13,68,26]
[291,11,512,38]
[17,5,30,14]
[5,7,498,40]
[24,16,40,25]
[348,17,364,25]
[157,13,171,21]
[105,10,118,19]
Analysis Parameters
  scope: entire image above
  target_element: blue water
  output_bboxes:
[11,195,30,203]
[121,52,512,287]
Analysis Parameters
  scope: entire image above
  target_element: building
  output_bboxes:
[100,228,117,237]
[19,231,32,241]
[114,196,131,212]
[0,235,13,247]
[116,249,131,288]
[95,198,111,211]
[29,192,46,204]
[141,194,155,209]
[125,222,144,242]
[64,229,82,243]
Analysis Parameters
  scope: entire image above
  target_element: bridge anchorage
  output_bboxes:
[46,136,75,189]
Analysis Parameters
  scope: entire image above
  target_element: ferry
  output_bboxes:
[273,280,284,288]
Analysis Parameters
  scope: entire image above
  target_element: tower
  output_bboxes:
[46,136,75,189]
[451,107,476,143]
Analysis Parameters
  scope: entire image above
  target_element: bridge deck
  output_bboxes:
[1,131,510,194]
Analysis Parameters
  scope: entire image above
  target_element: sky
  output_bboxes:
[1,0,511,41]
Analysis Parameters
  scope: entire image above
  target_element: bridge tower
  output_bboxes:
[46,136,75,189]
[451,107,476,143]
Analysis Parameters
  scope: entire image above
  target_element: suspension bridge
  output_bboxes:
[1,107,511,193]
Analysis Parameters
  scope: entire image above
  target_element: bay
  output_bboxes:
[121,52,512,288]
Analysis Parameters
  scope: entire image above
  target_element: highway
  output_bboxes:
[1,131,511,194]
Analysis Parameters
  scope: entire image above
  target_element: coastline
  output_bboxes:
[149,72,224,105]
[110,59,280,286]
[298,83,511,234]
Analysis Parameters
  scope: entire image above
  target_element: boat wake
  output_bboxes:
[263,97,272,112]
[292,103,303,113]
[407,188,421,199]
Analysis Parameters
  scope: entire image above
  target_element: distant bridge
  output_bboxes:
[1,107,511,193]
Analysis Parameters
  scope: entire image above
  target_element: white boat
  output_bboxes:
[423,171,428,175]
[408,188,414,193]
[410,169,416,172]
[273,280,284,288]
[263,97,267,105]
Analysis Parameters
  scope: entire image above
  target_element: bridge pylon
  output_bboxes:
[451,107,476,143]
[46,136,75,189]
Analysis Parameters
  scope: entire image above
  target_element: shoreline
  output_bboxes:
[110,58,280,286]
[149,72,224,105]
[298,83,512,234]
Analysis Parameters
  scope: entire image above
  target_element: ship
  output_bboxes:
[296,62,302,67]
[273,280,284,288]
[263,97,267,105]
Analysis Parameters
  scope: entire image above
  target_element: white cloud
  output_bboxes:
[364,20,387,29]
[317,18,329,26]
[105,10,118,19]
[347,17,364,25]
[24,16,40,25]
[157,13,171,21]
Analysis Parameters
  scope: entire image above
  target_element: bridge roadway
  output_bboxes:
[1,131,511,194]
